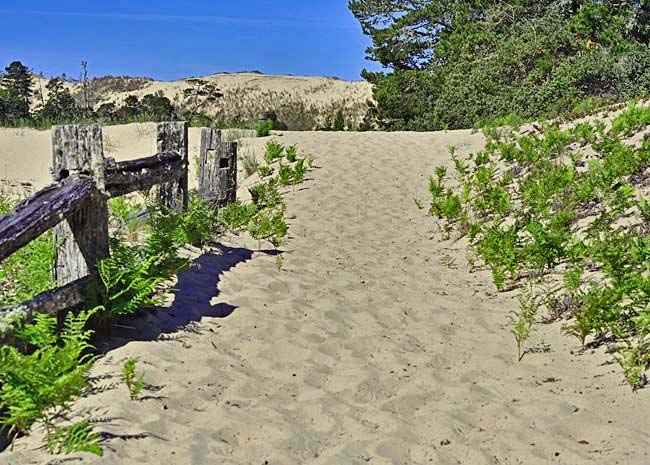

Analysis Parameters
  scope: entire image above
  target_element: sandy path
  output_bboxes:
[3,130,650,464]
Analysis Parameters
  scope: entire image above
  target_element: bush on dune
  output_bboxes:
[351,1,650,131]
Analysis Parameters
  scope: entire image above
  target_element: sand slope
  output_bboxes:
[31,72,373,130]
[1,130,650,464]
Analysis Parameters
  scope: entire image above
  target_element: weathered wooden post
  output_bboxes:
[52,125,109,286]
[198,127,237,206]
[157,121,189,212]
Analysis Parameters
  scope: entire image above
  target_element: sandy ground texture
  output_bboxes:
[1,128,650,464]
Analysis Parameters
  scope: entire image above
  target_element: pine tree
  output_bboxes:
[1,61,33,121]
[40,78,78,122]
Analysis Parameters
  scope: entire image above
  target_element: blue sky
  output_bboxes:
[0,1,382,82]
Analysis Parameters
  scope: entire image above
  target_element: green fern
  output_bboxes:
[121,358,145,401]
[0,308,100,451]
[45,419,103,456]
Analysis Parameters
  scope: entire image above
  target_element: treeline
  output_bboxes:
[350,1,650,130]
[0,61,218,128]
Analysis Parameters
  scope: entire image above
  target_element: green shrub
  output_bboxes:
[249,181,283,209]
[247,208,288,249]
[353,3,650,131]
[264,141,284,164]
[285,145,298,162]
[256,119,273,137]
[258,166,274,178]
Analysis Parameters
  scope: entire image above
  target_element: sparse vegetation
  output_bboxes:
[426,103,650,389]
[121,358,146,401]
[218,142,312,251]
[0,60,370,130]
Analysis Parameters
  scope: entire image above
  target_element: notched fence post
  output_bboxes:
[199,128,237,206]
[157,121,189,212]
[51,124,109,287]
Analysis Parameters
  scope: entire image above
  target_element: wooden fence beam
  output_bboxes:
[0,179,95,262]
[157,122,188,212]
[104,152,184,197]
[52,125,109,287]
[199,128,237,206]
[0,277,89,342]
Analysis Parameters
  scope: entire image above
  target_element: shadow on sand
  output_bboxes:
[95,242,278,353]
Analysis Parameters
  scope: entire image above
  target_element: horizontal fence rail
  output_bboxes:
[105,151,185,197]
[0,178,95,262]
[0,122,238,339]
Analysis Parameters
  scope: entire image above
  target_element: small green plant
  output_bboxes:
[45,419,102,456]
[508,284,539,361]
[249,181,283,209]
[264,141,285,164]
[95,239,185,319]
[256,119,273,137]
[121,357,146,401]
[177,193,219,247]
[247,208,288,250]
[615,340,650,391]
[277,160,307,186]
[285,145,298,162]
[258,166,274,177]
[275,254,284,270]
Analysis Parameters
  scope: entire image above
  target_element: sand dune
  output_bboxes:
[31,72,373,130]
[1,128,650,464]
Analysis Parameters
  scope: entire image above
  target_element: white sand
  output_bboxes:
[1,128,650,464]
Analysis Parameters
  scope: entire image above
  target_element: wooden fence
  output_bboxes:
[0,122,238,339]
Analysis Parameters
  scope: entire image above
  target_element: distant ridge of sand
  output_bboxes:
[31,72,374,130]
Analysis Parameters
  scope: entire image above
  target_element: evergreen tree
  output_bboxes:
[1,61,33,121]
[141,91,176,121]
[0,88,8,122]
[40,78,78,122]
[350,1,650,130]
[96,102,118,121]
[121,95,141,119]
